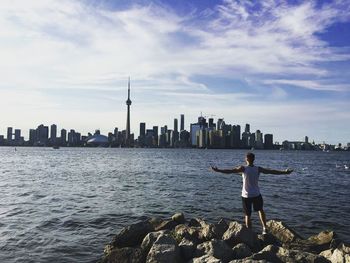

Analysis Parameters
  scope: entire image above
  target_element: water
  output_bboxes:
[0,147,349,263]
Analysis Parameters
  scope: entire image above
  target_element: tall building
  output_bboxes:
[264,134,273,149]
[139,122,146,137]
[37,124,49,145]
[174,118,178,132]
[245,124,250,133]
[180,114,184,131]
[125,77,132,147]
[61,129,67,146]
[255,130,264,149]
[50,124,57,141]
[14,129,21,142]
[7,127,12,141]
[29,129,36,145]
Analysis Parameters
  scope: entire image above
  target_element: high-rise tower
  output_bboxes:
[125,77,132,147]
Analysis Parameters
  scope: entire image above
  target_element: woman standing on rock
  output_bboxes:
[211,152,293,234]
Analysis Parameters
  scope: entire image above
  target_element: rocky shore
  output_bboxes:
[99,213,349,263]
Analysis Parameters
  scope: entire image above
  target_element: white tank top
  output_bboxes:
[242,165,260,198]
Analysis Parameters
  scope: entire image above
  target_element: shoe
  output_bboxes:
[262,228,267,235]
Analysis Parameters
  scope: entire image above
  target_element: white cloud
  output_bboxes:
[0,0,349,143]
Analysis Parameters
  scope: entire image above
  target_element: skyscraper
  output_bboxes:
[7,127,12,142]
[174,118,178,132]
[180,114,184,131]
[139,122,146,137]
[50,124,57,141]
[125,77,132,147]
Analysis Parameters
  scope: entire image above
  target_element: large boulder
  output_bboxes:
[100,247,144,263]
[141,230,167,254]
[266,220,301,244]
[222,221,259,249]
[232,243,252,259]
[285,231,336,254]
[146,234,181,263]
[175,224,201,244]
[215,219,229,240]
[172,213,186,224]
[112,220,154,248]
[179,238,196,260]
[320,243,350,263]
[194,239,233,263]
[250,244,330,263]
[155,219,180,231]
[229,260,267,263]
[188,255,222,263]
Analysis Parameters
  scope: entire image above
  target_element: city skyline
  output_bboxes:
[0,0,349,144]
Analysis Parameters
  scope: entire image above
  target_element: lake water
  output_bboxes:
[0,147,349,263]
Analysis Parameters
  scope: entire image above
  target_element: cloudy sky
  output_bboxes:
[0,0,349,144]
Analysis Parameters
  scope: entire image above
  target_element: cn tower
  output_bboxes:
[125,77,132,147]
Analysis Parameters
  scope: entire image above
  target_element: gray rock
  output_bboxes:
[141,231,166,254]
[100,247,144,263]
[195,239,233,263]
[112,220,154,248]
[179,238,196,260]
[232,243,252,259]
[175,224,201,244]
[320,243,350,263]
[222,221,259,249]
[155,219,180,231]
[214,219,229,240]
[285,231,336,254]
[251,244,330,263]
[257,233,281,248]
[146,234,181,263]
[266,220,301,244]
[172,213,186,224]
[198,219,218,241]
[229,260,267,263]
[188,255,222,263]
[189,218,202,227]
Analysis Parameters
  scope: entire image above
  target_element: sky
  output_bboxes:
[0,0,349,144]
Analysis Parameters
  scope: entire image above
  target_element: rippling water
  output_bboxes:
[0,147,349,262]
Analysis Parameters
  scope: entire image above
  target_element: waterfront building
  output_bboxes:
[180,114,184,131]
[14,129,21,142]
[29,129,36,146]
[217,119,224,130]
[208,130,225,148]
[245,123,250,133]
[231,125,241,148]
[7,127,12,142]
[255,130,264,149]
[50,124,57,142]
[61,129,67,146]
[264,134,273,149]
[152,126,158,146]
[138,122,146,147]
[190,123,201,147]
[0,135,4,145]
[174,118,178,132]
[36,124,49,146]
[209,118,215,129]
[248,133,255,148]
[125,78,132,147]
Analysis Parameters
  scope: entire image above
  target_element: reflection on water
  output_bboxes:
[0,147,349,263]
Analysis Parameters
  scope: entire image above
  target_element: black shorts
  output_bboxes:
[242,194,263,216]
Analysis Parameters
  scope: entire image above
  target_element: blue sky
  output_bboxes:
[0,0,349,144]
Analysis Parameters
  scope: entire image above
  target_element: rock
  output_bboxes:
[285,231,336,254]
[172,213,186,224]
[175,224,201,244]
[229,260,267,263]
[100,247,144,263]
[232,243,252,259]
[146,234,181,263]
[250,244,330,263]
[195,239,233,263]
[222,221,259,249]
[189,218,202,227]
[197,219,218,241]
[266,220,302,244]
[112,220,154,248]
[320,243,350,263]
[155,219,180,231]
[214,219,229,240]
[179,238,196,260]
[188,255,222,263]
[257,233,281,248]
[141,231,167,254]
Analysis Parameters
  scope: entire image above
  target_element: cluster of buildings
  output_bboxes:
[0,79,348,151]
